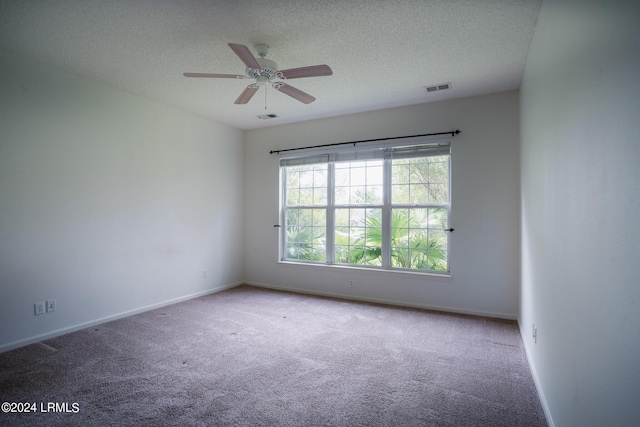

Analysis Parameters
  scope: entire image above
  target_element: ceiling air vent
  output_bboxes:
[257,114,278,120]
[424,82,452,93]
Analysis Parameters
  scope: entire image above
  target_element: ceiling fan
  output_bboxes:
[183,43,333,105]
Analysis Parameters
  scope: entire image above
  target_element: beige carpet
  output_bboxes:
[0,285,546,426]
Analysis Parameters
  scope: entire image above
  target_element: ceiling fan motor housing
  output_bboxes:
[246,58,278,81]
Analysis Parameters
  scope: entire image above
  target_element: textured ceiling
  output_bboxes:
[0,0,541,129]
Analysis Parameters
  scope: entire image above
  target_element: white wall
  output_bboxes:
[520,0,640,425]
[0,52,244,351]
[244,91,521,318]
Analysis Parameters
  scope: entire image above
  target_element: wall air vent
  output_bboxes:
[257,114,278,120]
[424,82,452,93]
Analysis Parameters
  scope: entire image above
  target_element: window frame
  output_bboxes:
[279,136,452,275]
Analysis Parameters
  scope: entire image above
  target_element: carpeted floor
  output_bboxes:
[0,285,546,426]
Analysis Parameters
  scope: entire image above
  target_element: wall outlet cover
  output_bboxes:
[35,302,45,316]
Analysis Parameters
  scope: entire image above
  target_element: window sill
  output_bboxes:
[277,260,452,281]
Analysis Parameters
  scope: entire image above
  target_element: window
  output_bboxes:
[283,161,328,262]
[280,137,451,274]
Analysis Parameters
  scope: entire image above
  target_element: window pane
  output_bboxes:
[367,164,383,185]
[285,164,328,207]
[299,170,314,187]
[334,209,349,227]
[286,169,299,189]
[391,249,409,268]
[335,186,348,205]
[350,186,366,204]
[390,207,448,271]
[392,162,410,185]
[366,185,383,204]
[285,208,326,262]
[391,156,449,206]
[314,169,327,186]
[314,188,327,205]
[334,160,383,206]
[335,167,349,186]
[431,229,447,248]
[428,158,449,182]
[286,188,300,205]
[409,183,428,205]
[429,184,448,204]
[350,166,366,186]
[334,208,382,266]
[391,208,410,249]
[392,184,410,204]
[299,188,313,205]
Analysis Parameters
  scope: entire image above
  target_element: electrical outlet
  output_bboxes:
[46,299,56,313]
[34,302,45,316]
[533,324,537,344]
[203,269,208,278]
[349,280,354,287]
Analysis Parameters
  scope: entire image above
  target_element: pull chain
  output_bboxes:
[264,84,268,110]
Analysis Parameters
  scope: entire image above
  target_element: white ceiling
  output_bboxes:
[0,0,541,130]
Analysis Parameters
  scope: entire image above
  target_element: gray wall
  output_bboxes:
[520,0,640,425]
[0,52,245,351]
[244,91,521,318]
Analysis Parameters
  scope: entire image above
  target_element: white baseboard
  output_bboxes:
[518,318,555,427]
[244,281,517,320]
[0,282,242,354]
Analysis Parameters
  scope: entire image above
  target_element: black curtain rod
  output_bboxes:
[269,130,461,155]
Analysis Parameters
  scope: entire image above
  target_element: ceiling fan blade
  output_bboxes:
[183,72,247,79]
[273,83,316,104]
[228,43,261,70]
[234,84,259,104]
[278,64,333,79]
